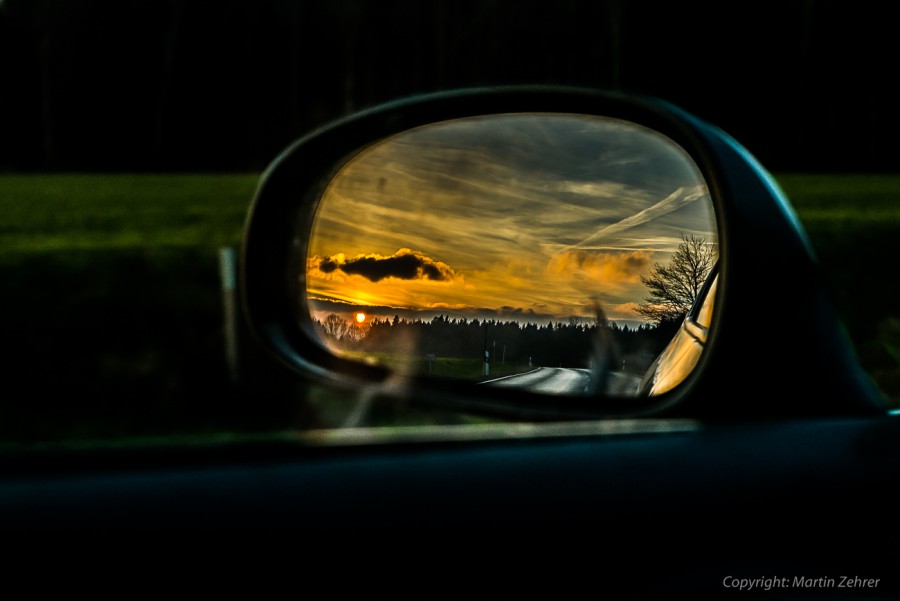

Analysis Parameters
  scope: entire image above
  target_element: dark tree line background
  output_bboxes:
[317,314,681,374]
[1,0,898,173]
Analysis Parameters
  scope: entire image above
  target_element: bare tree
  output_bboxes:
[317,313,368,344]
[319,314,351,341]
[636,234,716,324]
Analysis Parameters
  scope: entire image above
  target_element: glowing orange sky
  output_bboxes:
[307,113,717,325]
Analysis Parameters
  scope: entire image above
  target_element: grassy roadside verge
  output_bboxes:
[339,350,533,381]
[0,174,314,442]
[777,174,900,404]
[0,173,255,254]
[0,172,896,444]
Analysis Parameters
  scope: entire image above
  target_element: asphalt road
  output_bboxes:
[484,367,641,396]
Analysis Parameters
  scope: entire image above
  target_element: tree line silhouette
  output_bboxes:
[315,313,681,374]
[314,234,715,376]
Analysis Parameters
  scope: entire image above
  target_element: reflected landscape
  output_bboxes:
[304,114,717,396]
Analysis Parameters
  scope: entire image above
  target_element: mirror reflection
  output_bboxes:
[303,113,718,396]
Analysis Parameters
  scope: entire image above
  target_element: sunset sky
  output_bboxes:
[306,113,717,326]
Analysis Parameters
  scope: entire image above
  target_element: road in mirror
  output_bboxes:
[304,113,718,396]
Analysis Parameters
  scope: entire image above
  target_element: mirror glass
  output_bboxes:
[303,113,718,397]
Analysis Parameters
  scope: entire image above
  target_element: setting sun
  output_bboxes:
[355,312,366,323]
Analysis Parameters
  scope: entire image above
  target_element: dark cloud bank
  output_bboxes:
[314,249,457,282]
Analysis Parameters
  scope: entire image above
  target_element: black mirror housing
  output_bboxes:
[242,86,883,419]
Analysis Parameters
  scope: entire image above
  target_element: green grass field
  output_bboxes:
[0,173,257,254]
[777,174,900,404]
[777,174,900,222]
[339,349,532,381]
[0,172,896,444]
[0,173,284,443]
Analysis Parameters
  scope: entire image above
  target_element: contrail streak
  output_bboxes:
[562,185,708,251]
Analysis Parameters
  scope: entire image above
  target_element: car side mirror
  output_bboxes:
[307,112,717,398]
[242,86,883,419]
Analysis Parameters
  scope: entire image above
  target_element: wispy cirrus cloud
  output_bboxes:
[563,185,709,251]
[307,114,717,323]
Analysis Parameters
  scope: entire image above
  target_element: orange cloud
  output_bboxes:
[545,250,653,284]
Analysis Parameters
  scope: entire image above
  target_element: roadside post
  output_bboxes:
[219,246,239,383]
